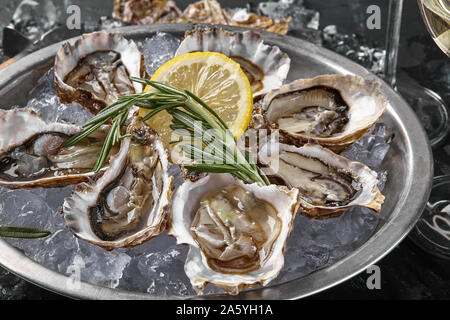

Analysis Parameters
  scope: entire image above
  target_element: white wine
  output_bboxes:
[418,0,450,56]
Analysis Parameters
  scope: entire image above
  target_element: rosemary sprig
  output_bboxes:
[65,77,269,185]
[0,226,51,239]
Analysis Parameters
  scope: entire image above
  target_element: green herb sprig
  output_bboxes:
[0,226,51,239]
[65,77,269,186]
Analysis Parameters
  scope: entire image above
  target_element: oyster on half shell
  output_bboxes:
[113,0,182,24]
[54,31,146,114]
[175,27,291,99]
[169,173,299,294]
[226,8,291,35]
[62,117,172,250]
[259,141,384,219]
[260,74,388,152]
[0,109,114,189]
[178,0,229,25]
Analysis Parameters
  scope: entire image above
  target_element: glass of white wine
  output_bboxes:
[418,0,450,57]
[384,0,449,147]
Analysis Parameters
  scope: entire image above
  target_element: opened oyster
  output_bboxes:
[54,31,146,114]
[226,8,290,35]
[62,117,172,250]
[259,141,384,218]
[175,27,291,99]
[0,109,114,189]
[113,0,181,24]
[178,0,229,25]
[178,0,290,35]
[169,173,299,294]
[260,74,388,152]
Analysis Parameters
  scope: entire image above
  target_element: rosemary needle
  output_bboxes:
[65,78,269,185]
[0,226,51,239]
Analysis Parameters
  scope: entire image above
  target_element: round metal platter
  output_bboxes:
[0,24,433,300]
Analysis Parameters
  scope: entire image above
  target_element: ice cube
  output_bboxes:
[258,0,319,32]
[258,1,290,20]
[304,245,330,268]
[321,25,386,76]
[377,170,388,191]
[137,32,180,77]
[26,69,94,125]
[258,0,304,21]
[323,25,338,38]
[342,123,391,170]
[120,233,193,296]
[258,1,323,45]
[97,16,129,31]
[11,0,57,42]
[65,241,132,289]
[273,196,380,286]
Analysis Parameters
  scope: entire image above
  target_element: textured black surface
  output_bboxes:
[0,0,449,300]
[312,238,450,300]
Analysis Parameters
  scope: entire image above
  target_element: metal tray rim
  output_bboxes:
[0,23,433,300]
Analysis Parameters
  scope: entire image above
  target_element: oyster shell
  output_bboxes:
[113,0,181,24]
[259,141,384,218]
[169,173,299,294]
[54,31,146,114]
[178,0,229,25]
[226,8,290,35]
[178,0,290,35]
[62,117,172,250]
[0,109,112,189]
[176,27,291,99]
[260,74,388,152]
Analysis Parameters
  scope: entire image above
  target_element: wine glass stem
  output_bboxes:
[384,0,404,88]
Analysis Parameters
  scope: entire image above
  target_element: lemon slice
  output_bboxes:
[139,52,253,150]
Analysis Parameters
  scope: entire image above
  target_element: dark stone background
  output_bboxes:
[0,0,449,300]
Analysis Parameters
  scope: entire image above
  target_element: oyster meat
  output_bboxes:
[62,117,172,250]
[54,31,146,114]
[259,141,384,218]
[0,109,113,189]
[261,74,388,152]
[176,27,291,99]
[169,173,299,294]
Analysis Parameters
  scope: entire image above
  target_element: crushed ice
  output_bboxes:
[0,32,391,297]
[26,68,94,126]
[136,32,180,77]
